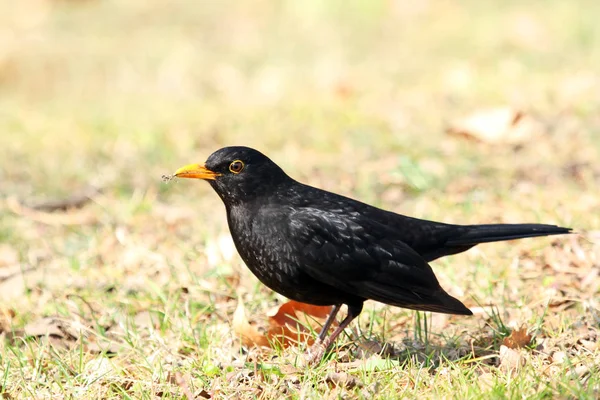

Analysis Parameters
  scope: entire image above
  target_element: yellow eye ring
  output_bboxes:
[229,160,245,174]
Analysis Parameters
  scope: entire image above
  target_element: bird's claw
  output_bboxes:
[304,339,327,366]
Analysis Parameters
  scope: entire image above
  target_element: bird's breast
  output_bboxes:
[229,214,297,285]
[224,204,346,305]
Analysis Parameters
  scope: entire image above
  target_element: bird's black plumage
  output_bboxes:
[173,146,571,359]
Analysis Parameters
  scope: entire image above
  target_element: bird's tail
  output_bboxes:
[446,223,572,246]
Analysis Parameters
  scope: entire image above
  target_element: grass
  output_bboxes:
[1,0,599,398]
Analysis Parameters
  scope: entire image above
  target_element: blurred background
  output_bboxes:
[2,0,600,301]
[0,0,599,395]
[2,0,599,203]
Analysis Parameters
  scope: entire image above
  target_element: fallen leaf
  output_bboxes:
[24,317,64,338]
[447,107,540,145]
[578,339,597,352]
[232,299,269,348]
[502,326,532,349]
[267,300,332,328]
[23,317,86,349]
[325,372,363,389]
[24,317,87,339]
[551,350,567,364]
[355,339,394,359]
[499,345,526,371]
[232,299,333,349]
[265,301,333,348]
[572,365,591,381]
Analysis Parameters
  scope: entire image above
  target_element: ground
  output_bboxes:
[0,0,599,398]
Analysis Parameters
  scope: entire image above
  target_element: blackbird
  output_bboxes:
[172,146,571,360]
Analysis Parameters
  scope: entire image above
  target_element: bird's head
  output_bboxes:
[173,146,291,205]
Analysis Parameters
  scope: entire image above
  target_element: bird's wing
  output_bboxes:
[286,207,470,314]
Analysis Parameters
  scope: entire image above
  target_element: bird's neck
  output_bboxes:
[225,199,260,227]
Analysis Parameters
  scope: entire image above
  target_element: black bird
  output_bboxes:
[172,146,571,361]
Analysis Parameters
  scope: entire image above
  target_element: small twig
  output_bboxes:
[0,265,36,282]
[6,197,97,226]
[66,294,99,317]
[28,186,102,212]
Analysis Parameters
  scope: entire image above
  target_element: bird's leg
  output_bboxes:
[320,303,363,349]
[307,303,363,365]
[317,304,341,342]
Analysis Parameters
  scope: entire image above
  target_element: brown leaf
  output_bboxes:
[267,300,332,327]
[447,107,539,145]
[355,339,394,359]
[24,317,65,338]
[24,317,86,340]
[499,345,526,371]
[196,389,212,399]
[23,317,85,349]
[232,299,333,349]
[502,326,532,349]
[265,301,333,348]
[325,372,363,389]
[232,299,269,348]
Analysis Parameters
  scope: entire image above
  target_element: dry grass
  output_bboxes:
[1,0,599,398]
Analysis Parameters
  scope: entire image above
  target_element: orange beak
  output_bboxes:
[174,163,221,180]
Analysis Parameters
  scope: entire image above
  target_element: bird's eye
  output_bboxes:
[229,160,245,174]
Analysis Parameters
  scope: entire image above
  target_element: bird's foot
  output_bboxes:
[304,339,328,366]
